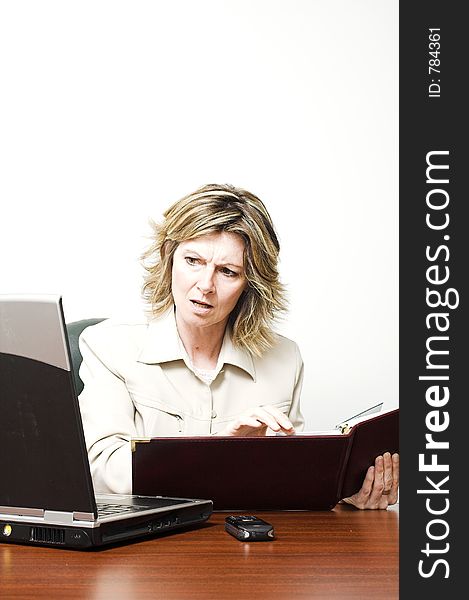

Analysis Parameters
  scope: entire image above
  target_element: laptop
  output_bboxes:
[0,295,213,548]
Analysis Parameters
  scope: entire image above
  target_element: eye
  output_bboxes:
[185,256,200,266]
[220,267,238,278]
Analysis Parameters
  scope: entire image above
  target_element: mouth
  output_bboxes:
[190,299,214,309]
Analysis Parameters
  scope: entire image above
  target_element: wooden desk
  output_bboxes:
[0,504,398,599]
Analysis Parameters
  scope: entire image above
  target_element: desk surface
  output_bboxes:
[1,504,398,600]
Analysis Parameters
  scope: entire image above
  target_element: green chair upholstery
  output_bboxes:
[66,318,106,396]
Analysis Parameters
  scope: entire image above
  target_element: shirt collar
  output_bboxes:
[137,308,256,380]
[137,308,183,364]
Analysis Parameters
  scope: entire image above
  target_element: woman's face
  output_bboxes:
[171,231,247,332]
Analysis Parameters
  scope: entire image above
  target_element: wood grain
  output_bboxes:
[0,504,398,600]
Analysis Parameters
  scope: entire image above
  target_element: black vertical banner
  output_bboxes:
[400,2,465,597]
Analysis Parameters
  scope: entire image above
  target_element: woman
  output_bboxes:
[78,183,398,509]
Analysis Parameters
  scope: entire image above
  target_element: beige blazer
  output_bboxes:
[78,309,305,494]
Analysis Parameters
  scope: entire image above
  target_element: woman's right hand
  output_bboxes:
[216,405,295,437]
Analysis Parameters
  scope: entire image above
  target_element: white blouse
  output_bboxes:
[78,309,305,494]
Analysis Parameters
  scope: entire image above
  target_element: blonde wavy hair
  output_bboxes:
[141,183,287,356]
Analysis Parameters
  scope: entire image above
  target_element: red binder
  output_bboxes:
[132,408,398,510]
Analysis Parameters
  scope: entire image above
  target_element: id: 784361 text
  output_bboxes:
[428,28,441,98]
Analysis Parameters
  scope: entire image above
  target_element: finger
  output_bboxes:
[378,495,390,510]
[387,453,400,504]
[232,417,266,434]
[354,465,376,507]
[382,452,393,495]
[342,464,376,509]
[367,456,386,507]
[249,407,285,432]
[262,405,295,432]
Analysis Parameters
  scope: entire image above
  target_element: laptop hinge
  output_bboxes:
[73,511,95,522]
[43,510,75,525]
[42,510,96,524]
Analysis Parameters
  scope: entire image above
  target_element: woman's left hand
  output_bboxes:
[341,452,399,510]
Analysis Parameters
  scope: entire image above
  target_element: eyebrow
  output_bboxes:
[182,248,244,270]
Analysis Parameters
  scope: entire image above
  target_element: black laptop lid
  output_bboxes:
[0,295,97,515]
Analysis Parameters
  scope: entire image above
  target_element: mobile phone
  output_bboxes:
[224,515,275,541]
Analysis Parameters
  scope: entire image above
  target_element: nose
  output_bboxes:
[197,268,215,295]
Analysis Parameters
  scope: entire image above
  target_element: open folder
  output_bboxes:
[131,406,399,510]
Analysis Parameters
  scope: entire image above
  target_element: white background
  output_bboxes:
[0,0,398,429]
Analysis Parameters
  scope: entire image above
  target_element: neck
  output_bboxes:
[175,312,228,370]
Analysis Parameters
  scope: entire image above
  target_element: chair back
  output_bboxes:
[66,318,105,395]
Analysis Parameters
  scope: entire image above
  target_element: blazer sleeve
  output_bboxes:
[288,342,305,432]
[78,325,135,494]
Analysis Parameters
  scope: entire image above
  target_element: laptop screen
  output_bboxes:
[0,295,97,515]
